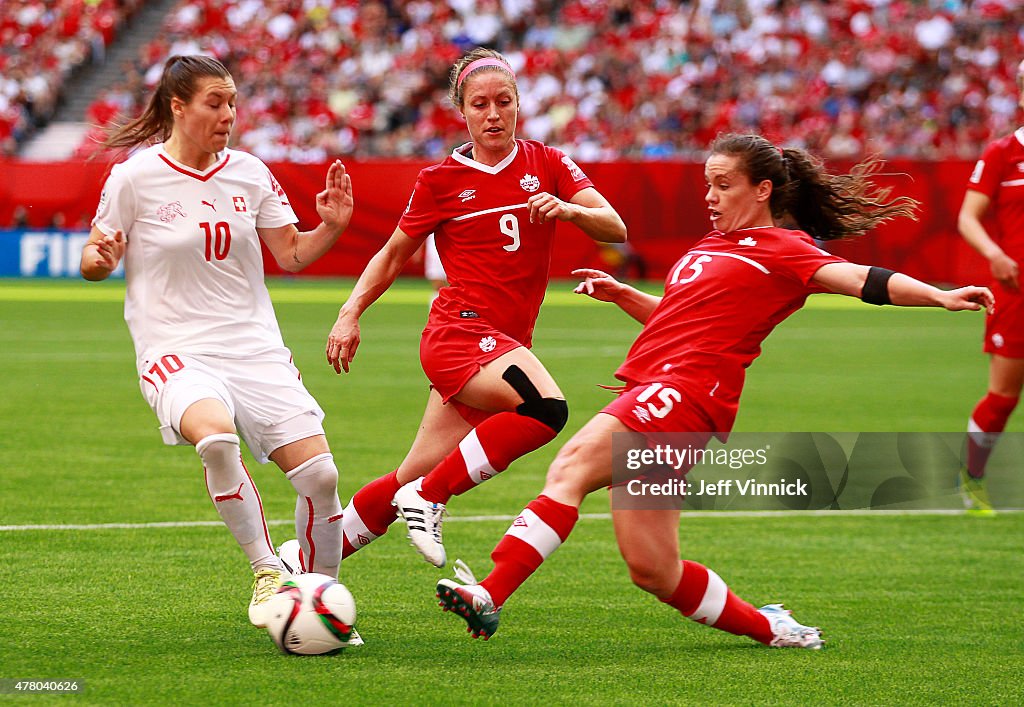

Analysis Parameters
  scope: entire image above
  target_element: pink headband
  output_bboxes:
[457,58,515,89]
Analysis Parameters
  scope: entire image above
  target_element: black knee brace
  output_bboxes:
[502,365,569,433]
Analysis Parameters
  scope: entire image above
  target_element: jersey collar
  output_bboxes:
[451,141,519,175]
[158,146,231,182]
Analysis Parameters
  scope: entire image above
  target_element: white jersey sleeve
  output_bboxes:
[255,165,298,230]
[93,161,139,237]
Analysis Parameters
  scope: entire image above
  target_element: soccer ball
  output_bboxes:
[264,573,356,655]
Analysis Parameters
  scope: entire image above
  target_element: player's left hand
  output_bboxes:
[940,285,995,312]
[528,192,577,224]
[316,160,354,233]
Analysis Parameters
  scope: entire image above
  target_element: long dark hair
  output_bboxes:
[102,55,232,150]
[710,133,920,241]
[448,48,518,109]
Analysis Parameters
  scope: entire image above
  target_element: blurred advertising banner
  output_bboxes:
[0,229,122,278]
[611,432,1022,511]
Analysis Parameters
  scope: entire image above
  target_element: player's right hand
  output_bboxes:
[326,311,360,374]
[990,252,1019,292]
[96,230,125,270]
[571,268,622,303]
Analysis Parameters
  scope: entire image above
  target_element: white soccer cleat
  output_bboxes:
[276,539,303,575]
[347,629,364,647]
[249,567,288,628]
[393,479,448,567]
[758,603,823,649]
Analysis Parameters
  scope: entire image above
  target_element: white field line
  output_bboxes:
[0,508,1017,532]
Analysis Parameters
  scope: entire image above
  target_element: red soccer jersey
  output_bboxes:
[614,227,846,432]
[967,127,1024,258]
[399,139,594,346]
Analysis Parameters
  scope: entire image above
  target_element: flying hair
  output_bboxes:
[710,133,920,241]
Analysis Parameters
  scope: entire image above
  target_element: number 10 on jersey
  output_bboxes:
[201,222,232,261]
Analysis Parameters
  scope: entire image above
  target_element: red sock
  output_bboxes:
[419,413,557,504]
[967,392,1018,478]
[480,495,578,607]
[661,560,772,644]
[341,470,400,558]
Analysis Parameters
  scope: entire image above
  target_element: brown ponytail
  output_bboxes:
[710,133,919,241]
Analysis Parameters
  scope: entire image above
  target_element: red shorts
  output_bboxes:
[984,285,1024,358]
[602,382,716,495]
[600,380,720,436]
[420,320,523,426]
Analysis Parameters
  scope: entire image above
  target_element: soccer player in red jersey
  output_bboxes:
[325,48,626,567]
[433,133,993,648]
[957,59,1024,515]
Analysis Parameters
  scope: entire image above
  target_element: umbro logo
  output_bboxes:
[512,515,528,528]
[738,236,757,246]
[458,189,477,202]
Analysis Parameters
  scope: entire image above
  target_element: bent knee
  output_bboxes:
[286,452,339,493]
[626,560,678,598]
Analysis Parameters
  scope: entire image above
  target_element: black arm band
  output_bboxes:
[861,266,896,305]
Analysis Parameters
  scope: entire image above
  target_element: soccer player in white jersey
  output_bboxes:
[81,55,355,629]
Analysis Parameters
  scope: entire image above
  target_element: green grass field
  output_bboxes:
[1,278,1021,705]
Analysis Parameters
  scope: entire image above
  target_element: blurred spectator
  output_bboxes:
[0,0,141,154]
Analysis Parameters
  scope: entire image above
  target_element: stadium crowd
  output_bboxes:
[3,1,1023,162]
[0,0,142,156]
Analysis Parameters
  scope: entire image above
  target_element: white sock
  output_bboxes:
[197,433,280,572]
[286,453,343,578]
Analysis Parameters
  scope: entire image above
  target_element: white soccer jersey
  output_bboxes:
[93,144,297,371]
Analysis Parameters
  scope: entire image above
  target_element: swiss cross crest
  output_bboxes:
[233,196,247,212]
[519,174,540,192]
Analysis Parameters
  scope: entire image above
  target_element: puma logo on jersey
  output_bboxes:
[738,236,757,246]
[202,199,217,211]
[157,201,186,223]
[520,174,540,192]
[458,189,477,202]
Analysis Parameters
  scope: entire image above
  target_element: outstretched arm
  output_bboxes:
[812,262,994,311]
[959,189,1017,292]
[326,227,423,373]
[572,268,661,324]
[260,160,354,273]
[527,187,626,243]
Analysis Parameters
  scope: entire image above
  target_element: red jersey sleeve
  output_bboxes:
[398,172,441,239]
[545,145,594,200]
[772,230,847,289]
[966,140,1005,199]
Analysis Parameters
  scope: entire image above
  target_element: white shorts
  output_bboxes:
[139,350,326,463]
